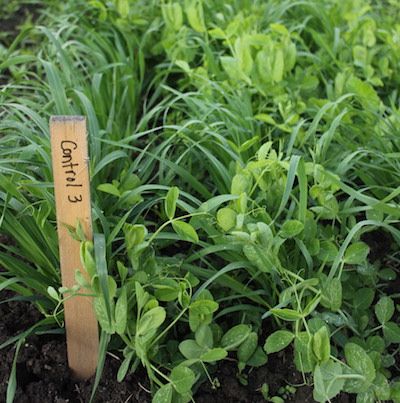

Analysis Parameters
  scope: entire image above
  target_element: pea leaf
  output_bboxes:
[153,384,173,403]
[312,326,330,363]
[97,183,121,197]
[238,332,258,363]
[344,242,370,265]
[137,307,166,336]
[280,220,304,238]
[189,299,218,332]
[235,36,253,75]
[200,348,227,362]
[247,346,268,367]
[195,324,213,349]
[375,296,394,324]
[170,366,195,394]
[294,332,315,373]
[344,343,375,393]
[165,187,179,220]
[372,373,391,401]
[179,340,206,359]
[185,0,205,33]
[270,308,303,321]
[353,288,375,311]
[272,48,284,82]
[264,330,294,354]
[221,324,251,351]
[243,244,275,273]
[172,221,199,243]
[117,351,134,382]
[231,174,250,195]
[313,360,344,403]
[321,277,342,311]
[216,207,236,231]
[383,322,400,344]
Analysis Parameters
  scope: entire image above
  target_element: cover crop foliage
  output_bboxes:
[1,0,400,402]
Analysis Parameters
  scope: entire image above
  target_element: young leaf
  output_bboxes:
[372,373,391,400]
[294,332,315,373]
[172,221,199,243]
[216,207,236,232]
[344,242,370,265]
[220,324,251,351]
[137,307,166,336]
[374,296,394,324]
[165,187,179,220]
[179,339,206,359]
[124,224,147,249]
[185,0,205,32]
[195,324,213,349]
[272,48,284,82]
[312,326,330,363]
[200,348,227,362]
[264,330,294,354]
[383,322,400,344]
[247,346,268,367]
[279,220,304,238]
[344,343,375,393]
[270,308,303,321]
[321,277,342,312]
[117,351,134,382]
[170,366,195,395]
[189,299,218,332]
[238,332,258,363]
[153,384,173,403]
[313,360,344,402]
[47,286,59,301]
[97,183,121,197]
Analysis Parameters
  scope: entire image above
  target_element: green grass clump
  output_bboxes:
[1,0,400,402]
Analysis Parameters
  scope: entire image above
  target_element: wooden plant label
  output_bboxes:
[50,116,99,379]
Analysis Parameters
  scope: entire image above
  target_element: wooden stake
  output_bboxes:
[50,116,99,379]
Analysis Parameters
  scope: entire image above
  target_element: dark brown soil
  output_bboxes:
[0,291,151,403]
[195,351,354,403]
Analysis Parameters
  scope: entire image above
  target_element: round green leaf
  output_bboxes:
[172,221,199,243]
[344,343,375,393]
[383,322,400,344]
[170,366,195,395]
[216,207,236,232]
[264,330,294,354]
[153,384,173,403]
[280,220,304,238]
[375,296,394,324]
[344,242,370,265]
[221,324,251,351]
